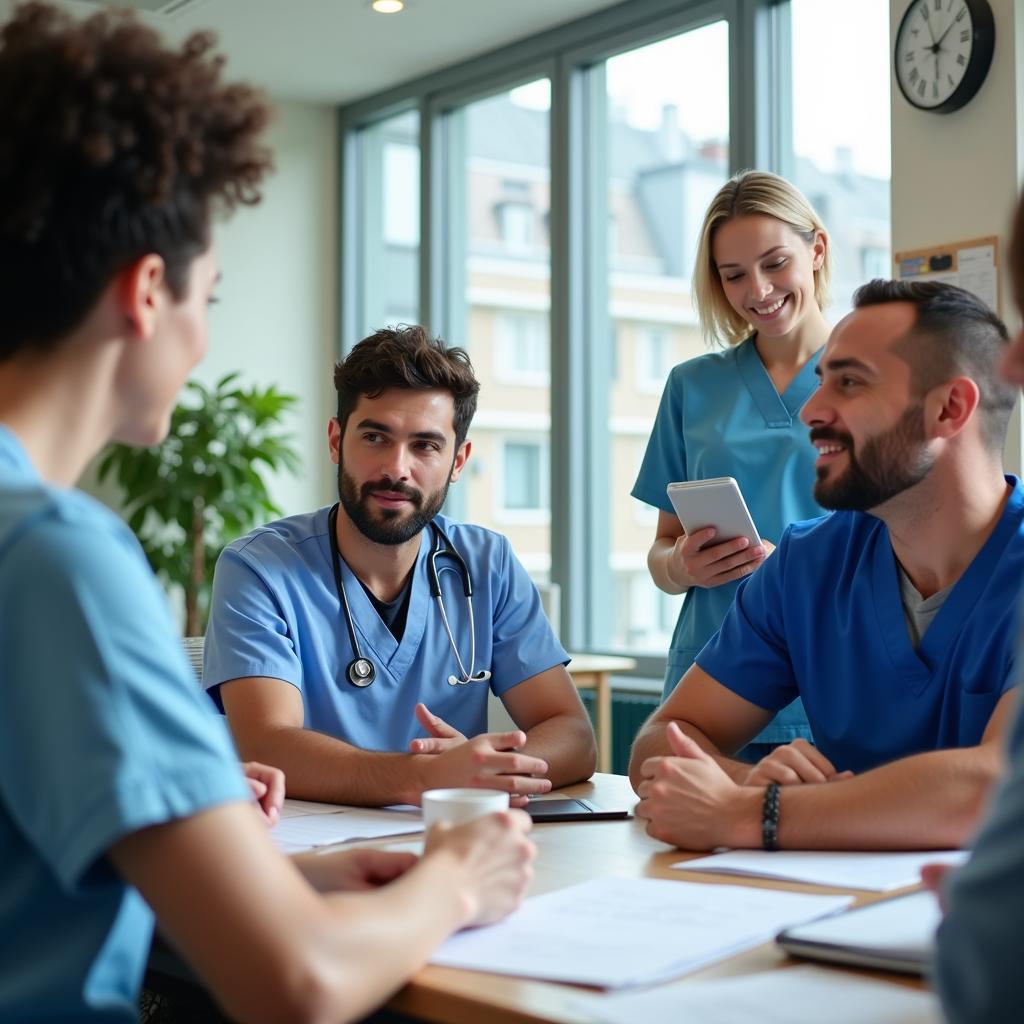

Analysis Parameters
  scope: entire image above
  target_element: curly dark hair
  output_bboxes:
[0,2,273,358]
[334,325,480,447]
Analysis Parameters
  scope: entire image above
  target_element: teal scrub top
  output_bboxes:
[631,337,823,744]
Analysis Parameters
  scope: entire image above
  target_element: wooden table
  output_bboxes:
[384,773,927,1024]
[566,654,637,773]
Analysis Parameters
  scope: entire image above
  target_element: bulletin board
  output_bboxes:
[894,236,1000,316]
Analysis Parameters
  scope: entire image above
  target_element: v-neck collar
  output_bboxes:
[735,336,822,428]
[872,478,1024,693]
[321,509,430,681]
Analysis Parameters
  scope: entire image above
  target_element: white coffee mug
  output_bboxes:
[421,787,509,829]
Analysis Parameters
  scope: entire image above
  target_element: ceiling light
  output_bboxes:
[371,0,405,12]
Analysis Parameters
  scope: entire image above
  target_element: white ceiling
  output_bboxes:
[2,0,626,105]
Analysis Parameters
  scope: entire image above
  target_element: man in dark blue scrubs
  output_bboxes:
[630,279,1021,853]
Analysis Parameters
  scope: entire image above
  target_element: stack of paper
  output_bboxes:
[272,801,423,853]
[673,850,968,892]
[430,876,851,988]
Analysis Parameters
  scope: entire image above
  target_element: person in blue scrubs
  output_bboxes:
[0,7,534,1021]
[930,190,1024,1024]
[630,278,1020,852]
[205,324,598,807]
[633,171,830,759]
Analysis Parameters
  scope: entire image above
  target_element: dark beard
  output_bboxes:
[338,465,449,545]
[813,403,935,512]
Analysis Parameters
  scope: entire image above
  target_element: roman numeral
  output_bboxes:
[961,29,970,43]
[917,77,927,96]
[910,67,920,84]
[956,52,967,65]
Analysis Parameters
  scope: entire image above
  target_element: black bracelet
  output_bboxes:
[762,782,780,851]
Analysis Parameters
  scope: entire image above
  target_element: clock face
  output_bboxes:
[895,0,995,113]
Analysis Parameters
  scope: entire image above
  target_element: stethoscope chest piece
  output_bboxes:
[347,657,376,688]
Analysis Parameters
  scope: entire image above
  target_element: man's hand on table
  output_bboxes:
[408,703,552,808]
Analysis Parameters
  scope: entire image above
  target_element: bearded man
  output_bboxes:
[629,280,1022,852]
[205,325,596,805]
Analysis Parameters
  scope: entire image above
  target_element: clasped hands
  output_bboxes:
[408,702,551,807]
[636,724,854,849]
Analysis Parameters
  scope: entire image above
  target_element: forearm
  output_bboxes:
[242,725,428,806]
[763,746,1001,851]
[629,716,745,791]
[521,714,597,787]
[648,536,691,594]
[298,852,471,1021]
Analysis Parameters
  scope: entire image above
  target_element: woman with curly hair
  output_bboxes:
[0,4,533,1022]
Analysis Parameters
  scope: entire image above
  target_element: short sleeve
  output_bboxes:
[0,510,249,892]
[488,539,569,697]
[631,365,687,513]
[694,528,800,711]
[204,544,302,706]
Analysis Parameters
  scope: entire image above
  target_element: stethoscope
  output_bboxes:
[327,503,493,689]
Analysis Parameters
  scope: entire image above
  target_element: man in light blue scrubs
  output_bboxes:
[630,279,1022,851]
[205,325,597,806]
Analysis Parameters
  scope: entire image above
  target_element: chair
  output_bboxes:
[182,636,205,684]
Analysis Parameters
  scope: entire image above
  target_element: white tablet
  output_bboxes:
[667,477,760,549]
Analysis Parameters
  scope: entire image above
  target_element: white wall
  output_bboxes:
[200,98,338,515]
[890,0,1024,469]
[82,97,338,522]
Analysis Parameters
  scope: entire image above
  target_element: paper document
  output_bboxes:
[272,806,422,853]
[429,876,851,989]
[777,890,941,974]
[582,964,942,1024]
[674,849,968,892]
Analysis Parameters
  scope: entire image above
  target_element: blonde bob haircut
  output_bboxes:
[693,170,832,347]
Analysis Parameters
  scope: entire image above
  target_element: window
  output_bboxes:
[500,438,549,517]
[447,80,552,566]
[382,142,419,247]
[349,110,420,336]
[339,0,893,677]
[601,21,729,656]
[787,0,891,318]
[495,311,549,383]
[497,202,535,250]
[861,246,891,280]
[634,324,672,392]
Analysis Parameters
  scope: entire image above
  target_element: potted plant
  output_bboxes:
[98,372,301,635]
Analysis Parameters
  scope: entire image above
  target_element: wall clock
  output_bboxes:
[894,0,995,113]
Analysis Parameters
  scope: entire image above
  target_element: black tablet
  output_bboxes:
[526,798,631,822]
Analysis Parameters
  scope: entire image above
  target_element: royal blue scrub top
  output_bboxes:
[697,479,1024,772]
[204,509,569,751]
[632,337,823,743]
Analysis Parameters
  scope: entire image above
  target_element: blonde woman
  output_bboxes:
[632,170,830,759]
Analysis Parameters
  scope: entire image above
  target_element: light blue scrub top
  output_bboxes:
[632,337,823,743]
[0,426,249,1022]
[698,480,1024,772]
[204,509,569,750]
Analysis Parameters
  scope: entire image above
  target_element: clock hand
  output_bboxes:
[933,17,956,49]
[923,9,938,48]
